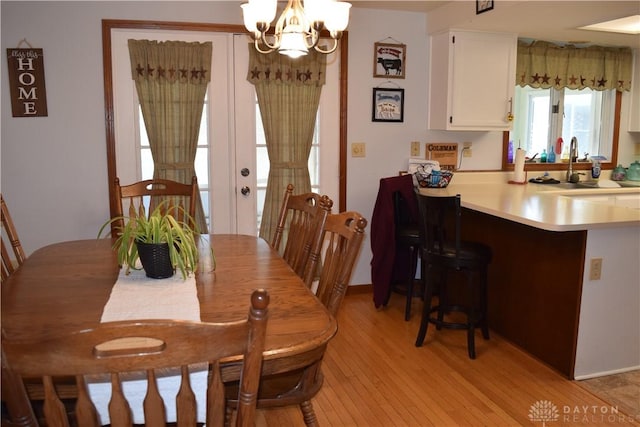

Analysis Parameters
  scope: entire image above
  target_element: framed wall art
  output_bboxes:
[373,42,406,79]
[476,0,494,14]
[372,87,404,122]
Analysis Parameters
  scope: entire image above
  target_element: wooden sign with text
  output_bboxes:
[7,48,48,117]
[426,143,458,171]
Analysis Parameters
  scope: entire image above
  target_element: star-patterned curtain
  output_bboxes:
[247,45,327,246]
[128,39,211,232]
[517,40,632,92]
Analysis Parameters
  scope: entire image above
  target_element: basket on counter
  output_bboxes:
[415,169,454,188]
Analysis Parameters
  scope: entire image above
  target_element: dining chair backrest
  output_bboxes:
[2,289,270,427]
[1,194,26,281]
[271,184,333,281]
[225,212,366,426]
[308,211,368,316]
[113,176,199,232]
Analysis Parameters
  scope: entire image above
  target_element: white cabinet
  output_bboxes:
[428,30,517,131]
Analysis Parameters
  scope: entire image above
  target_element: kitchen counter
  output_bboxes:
[416,171,640,379]
[418,172,640,231]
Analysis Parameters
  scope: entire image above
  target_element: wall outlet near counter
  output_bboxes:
[589,257,603,280]
[463,141,473,158]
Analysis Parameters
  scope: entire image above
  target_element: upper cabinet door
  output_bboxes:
[428,30,517,131]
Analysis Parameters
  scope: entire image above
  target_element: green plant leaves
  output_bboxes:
[98,200,203,280]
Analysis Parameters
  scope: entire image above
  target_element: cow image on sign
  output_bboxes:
[7,47,48,117]
[426,143,458,171]
[373,42,406,79]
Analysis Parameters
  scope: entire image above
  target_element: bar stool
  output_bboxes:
[414,193,492,359]
[393,191,421,320]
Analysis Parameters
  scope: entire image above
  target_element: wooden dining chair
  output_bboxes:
[226,211,367,426]
[1,194,27,281]
[270,184,333,282]
[2,289,269,427]
[113,176,199,232]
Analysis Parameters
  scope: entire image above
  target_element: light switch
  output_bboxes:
[411,141,420,157]
[352,142,366,157]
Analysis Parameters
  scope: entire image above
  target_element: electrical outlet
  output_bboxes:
[589,257,603,280]
[351,142,366,157]
[410,141,420,157]
[462,141,472,157]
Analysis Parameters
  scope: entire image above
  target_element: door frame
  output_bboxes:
[102,19,349,223]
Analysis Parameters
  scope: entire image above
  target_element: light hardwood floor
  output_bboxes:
[255,291,640,426]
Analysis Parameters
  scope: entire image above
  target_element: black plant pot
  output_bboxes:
[136,241,174,279]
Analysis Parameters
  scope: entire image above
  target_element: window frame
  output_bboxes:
[502,90,621,173]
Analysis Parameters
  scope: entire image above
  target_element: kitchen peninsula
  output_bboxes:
[419,172,640,380]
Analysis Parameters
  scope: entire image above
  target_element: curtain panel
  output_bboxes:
[128,39,211,232]
[247,46,327,244]
[516,40,633,92]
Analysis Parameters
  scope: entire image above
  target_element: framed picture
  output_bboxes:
[372,88,404,122]
[476,0,494,14]
[373,42,406,79]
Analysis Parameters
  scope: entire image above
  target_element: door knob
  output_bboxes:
[240,186,251,196]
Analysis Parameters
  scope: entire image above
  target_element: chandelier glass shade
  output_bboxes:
[241,0,351,59]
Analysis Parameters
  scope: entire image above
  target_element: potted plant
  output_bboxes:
[98,201,202,279]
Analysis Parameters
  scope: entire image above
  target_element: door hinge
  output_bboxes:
[452,35,455,44]
[449,116,453,124]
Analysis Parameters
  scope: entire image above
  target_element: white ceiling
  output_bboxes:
[350,1,640,48]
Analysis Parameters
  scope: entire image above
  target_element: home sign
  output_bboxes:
[7,48,48,117]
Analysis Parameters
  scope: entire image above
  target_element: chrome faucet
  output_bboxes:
[566,136,578,182]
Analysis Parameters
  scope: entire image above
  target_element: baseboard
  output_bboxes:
[574,365,640,380]
[346,284,372,295]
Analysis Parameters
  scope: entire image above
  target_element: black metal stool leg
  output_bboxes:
[415,263,433,347]
[467,271,477,359]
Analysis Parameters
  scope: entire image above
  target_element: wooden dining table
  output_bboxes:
[1,234,337,390]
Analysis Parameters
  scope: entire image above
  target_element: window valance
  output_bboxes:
[516,40,632,92]
[128,39,212,85]
[247,45,327,87]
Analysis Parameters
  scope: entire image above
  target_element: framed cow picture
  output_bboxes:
[373,42,406,79]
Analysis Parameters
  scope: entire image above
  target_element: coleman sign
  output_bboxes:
[426,143,458,171]
[7,48,48,117]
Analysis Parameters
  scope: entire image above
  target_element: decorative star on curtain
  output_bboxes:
[516,40,633,92]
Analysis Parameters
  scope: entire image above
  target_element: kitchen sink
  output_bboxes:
[552,181,610,190]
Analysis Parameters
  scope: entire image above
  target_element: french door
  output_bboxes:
[110,28,339,235]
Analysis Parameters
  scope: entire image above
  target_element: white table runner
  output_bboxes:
[88,268,206,425]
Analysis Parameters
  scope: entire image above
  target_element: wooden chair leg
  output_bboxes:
[224,405,234,427]
[299,400,318,427]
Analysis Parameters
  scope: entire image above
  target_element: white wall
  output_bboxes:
[2,1,639,288]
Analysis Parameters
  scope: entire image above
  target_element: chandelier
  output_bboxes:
[241,0,351,59]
